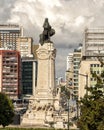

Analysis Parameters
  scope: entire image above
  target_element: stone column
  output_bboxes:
[36,42,56,99]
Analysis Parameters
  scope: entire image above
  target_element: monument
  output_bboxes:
[21,18,67,128]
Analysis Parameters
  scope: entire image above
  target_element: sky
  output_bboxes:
[0,0,104,79]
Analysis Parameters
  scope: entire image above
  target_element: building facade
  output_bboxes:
[83,27,104,56]
[72,48,82,98]
[0,24,23,50]
[78,57,104,99]
[32,44,39,59]
[79,27,104,98]
[0,50,21,99]
[21,58,37,97]
[16,37,33,57]
[66,53,73,70]
[66,44,82,99]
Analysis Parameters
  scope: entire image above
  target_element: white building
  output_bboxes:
[78,27,104,98]
[0,24,23,50]
[83,27,104,56]
[66,53,73,70]
[16,37,33,57]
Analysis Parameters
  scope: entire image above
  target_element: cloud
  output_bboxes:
[6,0,104,45]
[0,0,104,78]
[0,0,16,22]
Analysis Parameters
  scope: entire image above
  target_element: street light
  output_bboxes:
[66,70,88,120]
[68,97,70,130]
[65,86,70,130]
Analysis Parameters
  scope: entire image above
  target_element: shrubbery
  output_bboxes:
[78,61,104,130]
[0,93,14,127]
[0,128,61,130]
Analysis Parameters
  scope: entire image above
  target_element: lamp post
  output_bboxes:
[66,70,88,120]
[65,82,70,130]
[67,97,70,130]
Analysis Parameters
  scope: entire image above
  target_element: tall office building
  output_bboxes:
[83,27,104,56]
[0,49,21,99]
[0,24,23,50]
[78,27,104,99]
[66,53,73,70]
[66,44,82,99]
[22,58,37,97]
[16,37,33,57]
[72,46,82,98]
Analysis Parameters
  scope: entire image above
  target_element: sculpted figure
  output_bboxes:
[39,18,55,45]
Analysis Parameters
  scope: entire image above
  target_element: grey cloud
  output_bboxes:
[56,47,73,78]
[0,0,15,22]
[0,0,104,78]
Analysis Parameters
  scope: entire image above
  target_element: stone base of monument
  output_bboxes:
[21,112,68,129]
[21,96,68,129]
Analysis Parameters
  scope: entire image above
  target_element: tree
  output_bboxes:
[0,92,14,127]
[78,64,104,130]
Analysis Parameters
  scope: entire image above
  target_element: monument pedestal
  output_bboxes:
[21,42,68,129]
[35,42,56,98]
[21,42,58,126]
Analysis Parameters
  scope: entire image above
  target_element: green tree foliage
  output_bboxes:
[0,93,14,127]
[78,66,104,130]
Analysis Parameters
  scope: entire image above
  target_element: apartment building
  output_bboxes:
[83,27,104,56]
[78,27,104,98]
[16,37,33,57]
[0,49,21,99]
[66,44,82,99]
[78,57,104,99]
[0,24,23,50]
[66,53,73,70]
[72,48,82,98]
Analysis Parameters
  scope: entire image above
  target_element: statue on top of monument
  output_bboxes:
[39,18,55,45]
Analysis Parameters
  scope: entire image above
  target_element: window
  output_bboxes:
[74,79,78,82]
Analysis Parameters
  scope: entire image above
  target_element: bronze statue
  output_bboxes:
[39,18,55,45]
